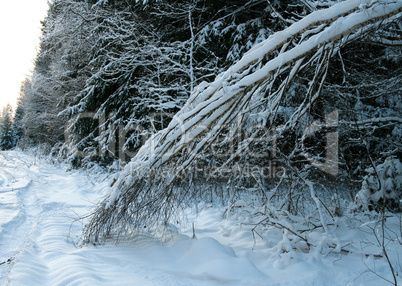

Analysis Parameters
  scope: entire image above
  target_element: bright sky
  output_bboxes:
[0,0,49,113]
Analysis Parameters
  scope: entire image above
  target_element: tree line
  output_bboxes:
[18,0,298,164]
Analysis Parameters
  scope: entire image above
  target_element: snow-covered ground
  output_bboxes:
[0,150,400,285]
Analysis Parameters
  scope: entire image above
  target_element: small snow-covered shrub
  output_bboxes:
[355,157,402,212]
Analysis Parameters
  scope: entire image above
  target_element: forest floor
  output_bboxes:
[0,150,400,285]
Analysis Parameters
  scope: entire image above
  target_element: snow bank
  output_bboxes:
[167,237,266,281]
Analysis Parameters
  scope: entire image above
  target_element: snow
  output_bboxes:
[355,157,402,210]
[1,150,401,285]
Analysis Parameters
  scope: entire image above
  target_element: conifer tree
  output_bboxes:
[13,79,29,145]
[0,104,15,150]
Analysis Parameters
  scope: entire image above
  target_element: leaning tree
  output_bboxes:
[84,0,402,243]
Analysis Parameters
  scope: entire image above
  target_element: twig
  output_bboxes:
[0,257,14,266]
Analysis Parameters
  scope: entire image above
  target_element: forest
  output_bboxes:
[0,0,401,283]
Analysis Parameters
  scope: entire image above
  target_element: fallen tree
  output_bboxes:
[83,0,402,243]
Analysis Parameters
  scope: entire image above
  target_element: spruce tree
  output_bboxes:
[0,104,15,150]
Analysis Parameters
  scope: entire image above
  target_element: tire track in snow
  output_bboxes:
[19,170,156,286]
[0,152,79,285]
[2,161,89,285]
[1,151,122,285]
[0,152,49,285]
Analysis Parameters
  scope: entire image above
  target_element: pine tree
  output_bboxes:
[0,104,15,150]
[13,79,29,146]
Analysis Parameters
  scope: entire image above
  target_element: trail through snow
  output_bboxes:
[0,151,265,286]
[0,151,400,285]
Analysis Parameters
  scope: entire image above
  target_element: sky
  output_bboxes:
[0,0,49,113]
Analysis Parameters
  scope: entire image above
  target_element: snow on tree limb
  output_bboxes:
[129,0,401,170]
[84,0,402,243]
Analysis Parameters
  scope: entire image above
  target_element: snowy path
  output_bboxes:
[0,151,400,285]
[0,151,265,286]
[0,151,105,285]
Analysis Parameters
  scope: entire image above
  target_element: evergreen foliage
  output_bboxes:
[0,104,15,150]
[13,78,30,146]
[356,157,402,212]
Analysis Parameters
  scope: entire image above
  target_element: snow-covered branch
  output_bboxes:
[84,0,402,243]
